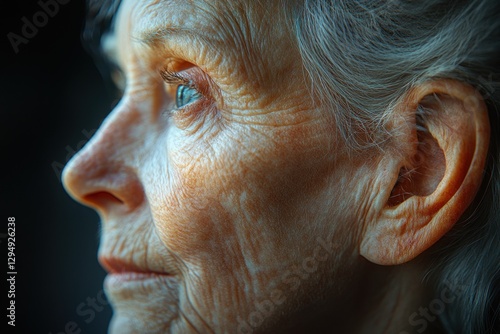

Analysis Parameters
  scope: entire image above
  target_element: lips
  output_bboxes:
[99,255,177,297]
[99,256,167,275]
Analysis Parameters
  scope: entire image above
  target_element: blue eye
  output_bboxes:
[176,84,201,108]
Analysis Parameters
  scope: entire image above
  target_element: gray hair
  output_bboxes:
[293,0,500,332]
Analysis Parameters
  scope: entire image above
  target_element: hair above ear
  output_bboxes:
[360,79,490,265]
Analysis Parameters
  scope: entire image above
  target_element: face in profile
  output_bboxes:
[64,1,354,332]
[63,0,497,333]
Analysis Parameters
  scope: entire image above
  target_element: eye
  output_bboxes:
[176,84,201,109]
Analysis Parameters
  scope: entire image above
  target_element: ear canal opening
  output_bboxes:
[388,105,446,206]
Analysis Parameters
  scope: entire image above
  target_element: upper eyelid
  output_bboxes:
[160,69,204,99]
[160,70,191,86]
[160,70,203,109]
[162,71,202,103]
[159,68,226,115]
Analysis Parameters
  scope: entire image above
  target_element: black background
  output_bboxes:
[1,1,499,334]
[2,0,116,333]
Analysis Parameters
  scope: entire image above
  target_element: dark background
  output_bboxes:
[2,0,116,333]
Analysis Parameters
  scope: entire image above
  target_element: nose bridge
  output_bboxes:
[62,99,145,211]
[95,97,144,154]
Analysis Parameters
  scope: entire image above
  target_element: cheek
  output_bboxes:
[143,129,239,269]
[145,118,335,274]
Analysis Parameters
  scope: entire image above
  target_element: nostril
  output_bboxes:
[62,147,145,212]
[83,191,125,207]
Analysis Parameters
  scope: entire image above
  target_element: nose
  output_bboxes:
[62,100,145,215]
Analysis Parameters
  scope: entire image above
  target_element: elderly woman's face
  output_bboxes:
[64,0,370,332]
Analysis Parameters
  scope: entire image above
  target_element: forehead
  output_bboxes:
[116,0,284,36]
[112,0,297,69]
[117,0,285,48]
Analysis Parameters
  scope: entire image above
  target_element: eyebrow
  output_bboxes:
[101,32,120,67]
[134,26,217,51]
[98,26,215,77]
[100,26,203,68]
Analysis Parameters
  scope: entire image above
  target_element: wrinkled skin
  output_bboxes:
[62,0,426,333]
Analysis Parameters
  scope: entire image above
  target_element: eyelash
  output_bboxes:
[160,70,201,107]
[160,70,191,87]
[159,68,221,127]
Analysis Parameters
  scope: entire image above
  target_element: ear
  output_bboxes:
[360,79,490,265]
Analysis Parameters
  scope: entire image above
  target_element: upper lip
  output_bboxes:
[99,256,169,275]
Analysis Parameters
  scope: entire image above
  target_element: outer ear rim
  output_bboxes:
[360,79,491,265]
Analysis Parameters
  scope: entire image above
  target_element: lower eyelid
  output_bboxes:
[168,98,216,131]
[168,93,204,116]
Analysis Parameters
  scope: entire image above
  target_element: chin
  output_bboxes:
[105,274,180,333]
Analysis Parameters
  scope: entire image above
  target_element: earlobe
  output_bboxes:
[360,79,490,265]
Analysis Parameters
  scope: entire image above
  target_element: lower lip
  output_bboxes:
[107,272,161,282]
[104,272,175,292]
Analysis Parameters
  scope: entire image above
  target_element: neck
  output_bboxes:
[273,261,443,334]
[272,259,444,334]
[354,261,444,334]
